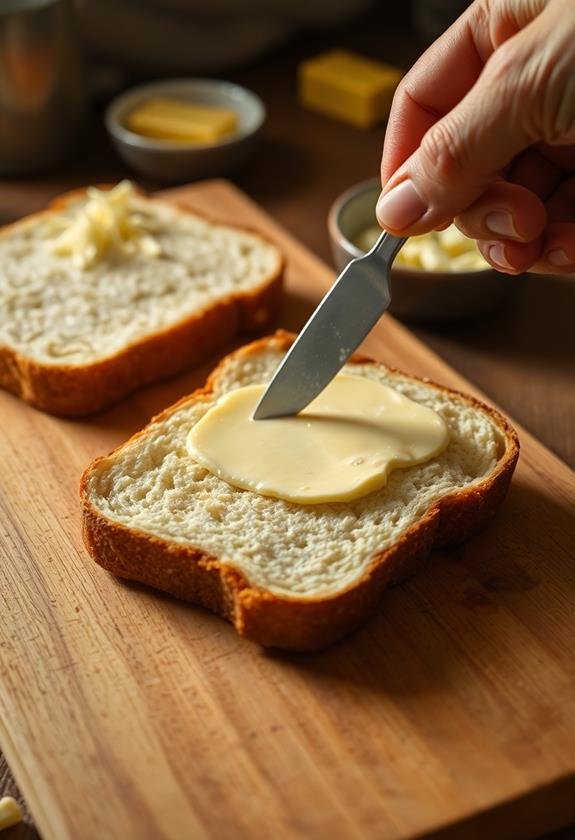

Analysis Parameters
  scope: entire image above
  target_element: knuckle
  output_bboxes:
[485,26,575,145]
[472,0,494,49]
[483,40,538,137]
[538,61,575,144]
[419,120,468,184]
[483,39,524,89]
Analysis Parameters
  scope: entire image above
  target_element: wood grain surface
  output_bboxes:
[0,180,574,840]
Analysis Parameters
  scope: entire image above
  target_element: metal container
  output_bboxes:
[105,78,266,183]
[0,0,85,175]
[328,178,519,324]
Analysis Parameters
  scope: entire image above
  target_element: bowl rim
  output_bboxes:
[105,77,266,153]
[328,176,494,277]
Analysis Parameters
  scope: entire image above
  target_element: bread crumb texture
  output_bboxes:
[87,343,504,599]
[0,194,280,365]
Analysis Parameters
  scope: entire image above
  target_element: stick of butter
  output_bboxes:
[125,97,238,144]
[299,49,403,128]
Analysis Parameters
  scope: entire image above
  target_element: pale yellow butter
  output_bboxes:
[126,97,237,144]
[299,50,403,128]
[187,375,449,504]
[354,223,488,272]
[0,797,23,831]
[46,181,161,268]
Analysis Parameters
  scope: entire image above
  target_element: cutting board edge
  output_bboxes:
[418,770,575,840]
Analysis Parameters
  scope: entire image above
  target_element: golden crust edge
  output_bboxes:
[0,186,285,417]
[80,330,520,652]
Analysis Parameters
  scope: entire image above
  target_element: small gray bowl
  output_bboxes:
[105,78,266,183]
[328,178,517,323]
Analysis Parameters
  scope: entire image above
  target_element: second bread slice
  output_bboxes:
[0,186,283,416]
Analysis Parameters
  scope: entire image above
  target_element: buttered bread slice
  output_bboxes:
[81,332,519,651]
[0,183,283,416]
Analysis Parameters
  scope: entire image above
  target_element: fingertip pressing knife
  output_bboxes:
[253,231,406,420]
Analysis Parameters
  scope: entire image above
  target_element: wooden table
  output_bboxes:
[1,5,573,838]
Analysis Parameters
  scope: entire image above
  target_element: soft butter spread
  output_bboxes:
[187,375,449,504]
[46,180,161,268]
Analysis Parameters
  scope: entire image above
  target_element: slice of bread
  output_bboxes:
[81,331,519,651]
[0,186,283,416]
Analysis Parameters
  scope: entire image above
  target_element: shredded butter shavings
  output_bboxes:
[355,223,488,271]
[46,181,161,268]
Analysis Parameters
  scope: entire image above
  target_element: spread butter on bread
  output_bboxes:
[81,332,519,651]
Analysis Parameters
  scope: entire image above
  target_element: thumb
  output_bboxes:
[376,37,535,234]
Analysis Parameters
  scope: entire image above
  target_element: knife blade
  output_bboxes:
[253,231,406,419]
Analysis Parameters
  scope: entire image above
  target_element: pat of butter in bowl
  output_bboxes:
[125,97,238,144]
[187,375,449,504]
[355,224,488,271]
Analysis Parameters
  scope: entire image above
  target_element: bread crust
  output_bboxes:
[80,331,520,651]
[0,187,284,416]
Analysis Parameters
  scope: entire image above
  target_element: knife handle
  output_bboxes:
[370,231,407,265]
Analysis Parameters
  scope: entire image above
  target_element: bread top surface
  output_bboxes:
[85,337,509,599]
[0,191,281,366]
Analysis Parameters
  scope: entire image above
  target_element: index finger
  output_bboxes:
[381,2,493,183]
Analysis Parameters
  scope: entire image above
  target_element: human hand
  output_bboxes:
[377,0,575,274]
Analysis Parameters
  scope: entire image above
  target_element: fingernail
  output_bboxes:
[376,180,427,230]
[488,243,513,270]
[485,211,519,238]
[546,248,573,266]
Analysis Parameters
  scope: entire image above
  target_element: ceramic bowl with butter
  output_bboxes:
[105,79,266,183]
[328,178,518,323]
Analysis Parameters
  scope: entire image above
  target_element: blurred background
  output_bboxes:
[0,0,466,228]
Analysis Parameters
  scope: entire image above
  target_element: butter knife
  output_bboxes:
[253,231,406,419]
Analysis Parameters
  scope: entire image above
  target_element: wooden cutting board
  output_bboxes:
[1,180,574,840]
